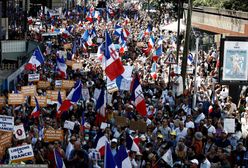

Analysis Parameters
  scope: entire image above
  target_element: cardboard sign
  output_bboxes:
[186,66,194,74]
[0,146,5,158]
[46,90,66,102]
[8,144,34,163]
[0,132,12,148]
[62,80,75,89]
[107,81,118,93]
[130,121,147,133]
[137,42,145,47]
[63,120,75,130]
[72,62,82,70]
[64,43,72,49]
[44,129,64,142]
[37,81,51,89]
[30,96,47,107]
[21,85,37,96]
[115,116,128,127]
[8,94,25,105]
[0,115,14,131]
[28,74,40,82]
[0,96,6,106]
[14,124,26,140]
[224,118,235,133]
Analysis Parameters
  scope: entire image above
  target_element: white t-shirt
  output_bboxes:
[175,127,188,141]
[174,75,183,97]
[200,158,211,168]
[185,121,195,129]
[205,125,216,134]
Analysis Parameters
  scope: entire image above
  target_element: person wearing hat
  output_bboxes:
[190,159,199,168]
[193,132,203,156]
[110,138,118,157]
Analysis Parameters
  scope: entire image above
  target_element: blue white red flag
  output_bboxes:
[104,142,117,168]
[25,47,44,71]
[114,145,132,168]
[31,97,40,118]
[56,56,67,79]
[54,149,66,168]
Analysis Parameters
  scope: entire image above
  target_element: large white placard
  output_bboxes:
[64,120,75,130]
[0,115,14,131]
[8,144,34,162]
[14,124,26,140]
[224,118,235,133]
[28,74,40,82]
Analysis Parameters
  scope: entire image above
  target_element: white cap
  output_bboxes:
[111,138,118,143]
[190,159,199,165]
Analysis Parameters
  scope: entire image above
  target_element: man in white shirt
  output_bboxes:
[199,154,211,168]
[185,115,195,129]
[204,118,216,134]
[175,121,188,141]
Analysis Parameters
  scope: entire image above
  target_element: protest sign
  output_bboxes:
[46,90,66,102]
[54,80,62,89]
[0,96,6,106]
[64,43,72,49]
[0,115,14,132]
[8,94,25,105]
[63,120,75,130]
[28,74,40,82]
[224,118,235,133]
[37,81,51,89]
[66,60,75,67]
[8,144,34,163]
[14,124,26,140]
[130,121,147,133]
[120,78,132,91]
[21,85,37,96]
[136,42,145,47]
[72,62,82,70]
[114,116,128,127]
[107,81,118,93]
[44,129,64,142]
[97,38,103,43]
[30,96,47,107]
[62,80,75,89]
[0,132,12,148]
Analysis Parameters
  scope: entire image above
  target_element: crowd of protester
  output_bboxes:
[0,1,248,168]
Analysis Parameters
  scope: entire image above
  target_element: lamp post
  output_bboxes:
[192,36,199,108]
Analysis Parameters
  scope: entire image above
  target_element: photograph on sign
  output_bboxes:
[8,94,25,105]
[0,115,14,132]
[8,144,34,162]
[14,124,26,140]
[223,41,248,81]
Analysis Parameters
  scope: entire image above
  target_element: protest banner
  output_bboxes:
[8,94,25,105]
[130,120,147,133]
[0,115,14,132]
[0,132,12,148]
[62,80,75,89]
[224,118,235,133]
[37,81,51,89]
[14,124,26,140]
[8,144,34,163]
[63,120,75,130]
[0,96,6,106]
[30,96,47,107]
[46,90,66,102]
[21,85,37,96]
[114,116,128,127]
[44,129,64,142]
[28,74,40,82]
[72,62,82,70]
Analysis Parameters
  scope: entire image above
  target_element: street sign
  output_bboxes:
[165,53,177,64]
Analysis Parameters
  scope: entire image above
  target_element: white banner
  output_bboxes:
[0,115,14,131]
[64,120,75,130]
[8,144,34,162]
[14,124,26,140]
[28,74,40,82]
[224,118,235,133]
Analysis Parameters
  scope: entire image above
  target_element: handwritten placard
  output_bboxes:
[62,80,75,89]
[30,96,47,107]
[46,90,66,101]
[72,63,82,70]
[28,74,40,82]
[8,144,34,163]
[21,85,37,96]
[44,129,64,142]
[37,81,51,89]
[130,121,147,133]
[8,94,25,105]
[0,96,6,106]
[0,132,12,148]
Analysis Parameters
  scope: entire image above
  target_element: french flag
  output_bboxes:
[144,25,152,36]
[58,80,82,115]
[122,28,130,40]
[89,27,97,38]
[114,25,122,37]
[95,131,109,156]
[80,110,85,132]
[130,75,147,116]
[81,30,95,46]
[104,142,117,168]
[54,149,66,168]
[126,134,140,152]
[31,97,40,118]
[153,45,162,62]
[86,12,94,23]
[114,145,132,168]
[103,31,125,81]
[150,62,157,80]
[56,56,67,79]
[25,47,44,71]
[97,43,105,62]
[57,90,62,112]
[187,53,194,65]
[148,35,155,48]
